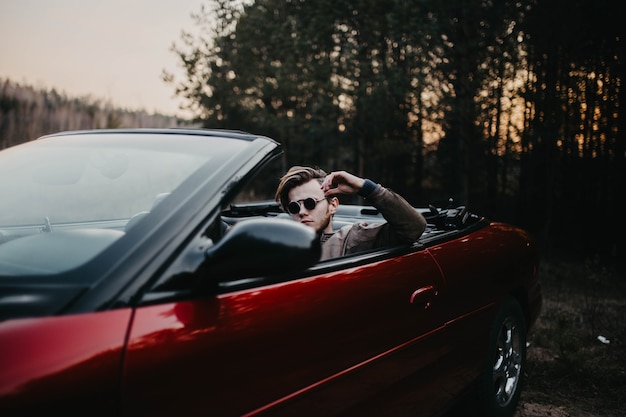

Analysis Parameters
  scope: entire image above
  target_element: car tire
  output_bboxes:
[476,296,527,417]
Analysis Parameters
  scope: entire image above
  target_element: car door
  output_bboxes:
[0,309,131,415]
[120,245,449,417]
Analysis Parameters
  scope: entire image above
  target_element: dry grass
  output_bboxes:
[516,256,626,417]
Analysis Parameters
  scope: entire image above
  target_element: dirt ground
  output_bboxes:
[514,403,576,417]
[513,343,625,417]
[512,256,626,417]
[513,348,600,417]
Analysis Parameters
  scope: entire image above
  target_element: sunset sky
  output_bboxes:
[0,0,206,117]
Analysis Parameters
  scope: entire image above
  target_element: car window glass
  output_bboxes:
[0,133,247,277]
[230,155,284,205]
[1,140,207,226]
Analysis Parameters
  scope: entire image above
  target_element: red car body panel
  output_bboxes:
[0,222,540,416]
[428,222,541,325]
[0,222,539,416]
[122,250,446,416]
[0,309,131,414]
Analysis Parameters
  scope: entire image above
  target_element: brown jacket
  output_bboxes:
[320,184,427,261]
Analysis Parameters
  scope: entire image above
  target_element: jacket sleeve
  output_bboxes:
[365,184,427,244]
[325,183,428,259]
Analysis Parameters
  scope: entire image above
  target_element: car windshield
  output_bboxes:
[0,131,249,276]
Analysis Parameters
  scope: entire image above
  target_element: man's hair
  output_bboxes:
[275,166,327,211]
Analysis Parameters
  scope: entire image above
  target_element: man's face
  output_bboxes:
[287,179,337,234]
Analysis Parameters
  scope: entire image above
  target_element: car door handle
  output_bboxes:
[410,285,438,310]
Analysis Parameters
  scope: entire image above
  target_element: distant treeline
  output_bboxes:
[0,78,192,149]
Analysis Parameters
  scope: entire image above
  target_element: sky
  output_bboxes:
[0,0,207,117]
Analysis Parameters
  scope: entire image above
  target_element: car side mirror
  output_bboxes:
[203,218,321,281]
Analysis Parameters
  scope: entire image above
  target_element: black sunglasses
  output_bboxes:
[287,197,327,215]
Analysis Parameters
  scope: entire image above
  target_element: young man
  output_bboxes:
[275,166,427,261]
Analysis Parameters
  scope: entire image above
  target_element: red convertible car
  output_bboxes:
[0,129,541,417]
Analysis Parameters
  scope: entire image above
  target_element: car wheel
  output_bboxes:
[476,296,527,417]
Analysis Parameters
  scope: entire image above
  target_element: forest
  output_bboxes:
[1,0,624,271]
[167,0,624,270]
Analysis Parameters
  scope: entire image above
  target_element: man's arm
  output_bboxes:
[321,171,427,243]
[363,182,427,243]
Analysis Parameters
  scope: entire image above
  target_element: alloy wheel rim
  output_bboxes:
[492,316,522,406]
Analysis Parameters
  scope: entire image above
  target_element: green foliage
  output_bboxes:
[518,0,624,266]
[172,0,438,190]
[170,0,624,267]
